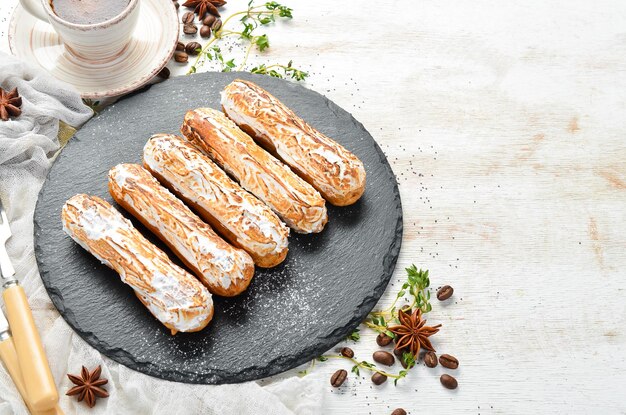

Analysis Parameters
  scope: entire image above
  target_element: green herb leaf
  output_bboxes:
[401,352,416,370]
[346,329,360,342]
[360,361,375,369]
[394,369,408,385]
[255,34,270,51]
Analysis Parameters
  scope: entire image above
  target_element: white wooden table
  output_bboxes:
[2,0,626,413]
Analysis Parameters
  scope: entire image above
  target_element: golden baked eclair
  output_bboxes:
[143,134,289,268]
[108,164,255,297]
[61,194,213,335]
[221,79,366,206]
[181,108,328,234]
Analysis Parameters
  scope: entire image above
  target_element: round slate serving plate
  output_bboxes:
[34,72,402,384]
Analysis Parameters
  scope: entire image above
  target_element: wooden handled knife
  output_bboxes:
[0,201,59,412]
[0,309,64,415]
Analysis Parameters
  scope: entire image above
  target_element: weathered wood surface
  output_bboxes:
[2,0,626,413]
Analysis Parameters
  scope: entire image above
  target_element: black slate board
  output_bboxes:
[34,72,402,384]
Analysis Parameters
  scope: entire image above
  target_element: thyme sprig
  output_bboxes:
[299,354,410,384]
[345,328,360,342]
[365,265,432,335]
[187,1,308,80]
[251,61,308,81]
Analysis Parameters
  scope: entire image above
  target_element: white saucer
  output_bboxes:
[8,0,178,99]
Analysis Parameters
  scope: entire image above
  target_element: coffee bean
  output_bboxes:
[393,347,405,357]
[176,41,185,51]
[437,285,454,301]
[183,24,197,35]
[373,351,395,366]
[200,25,212,38]
[156,66,170,79]
[376,333,393,347]
[174,51,188,63]
[330,369,347,387]
[371,372,387,385]
[391,409,407,415]
[182,11,195,24]
[340,347,354,358]
[440,374,458,389]
[211,18,222,31]
[439,354,459,369]
[424,351,438,368]
[202,14,216,26]
[185,41,202,55]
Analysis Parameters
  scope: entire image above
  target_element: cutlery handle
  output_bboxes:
[0,336,29,404]
[0,337,65,415]
[3,284,58,411]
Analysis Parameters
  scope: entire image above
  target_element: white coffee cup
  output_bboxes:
[19,0,140,61]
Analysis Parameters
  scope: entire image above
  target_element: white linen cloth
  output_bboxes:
[0,52,323,415]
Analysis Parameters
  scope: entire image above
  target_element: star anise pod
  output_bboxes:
[66,365,109,408]
[0,87,22,121]
[182,0,225,19]
[388,308,441,357]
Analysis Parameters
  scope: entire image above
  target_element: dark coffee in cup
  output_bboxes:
[50,0,130,25]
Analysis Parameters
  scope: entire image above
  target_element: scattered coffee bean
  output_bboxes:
[330,369,347,387]
[399,356,409,369]
[391,409,407,415]
[440,374,458,389]
[156,66,170,79]
[200,25,212,38]
[183,24,197,35]
[182,11,195,24]
[373,351,395,366]
[376,333,393,347]
[371,372,387,385]
[393,347,404,357]
[439,354,459,369]
[174,51,188,63]
[424,351,438,368]
[437,285,454,301]
[202,14,216,26]
[176,41,185,51]
[185,41,202,55]
[340,347,354,358]
[211,18,222,31]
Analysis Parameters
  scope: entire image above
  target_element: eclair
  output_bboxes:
[181,107,328,234]
[61,194,213,334]
[108,163,255,297]
[221,79,366,206]
[143,134,289,267]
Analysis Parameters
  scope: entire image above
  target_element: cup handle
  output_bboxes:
[19,0,50,22]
